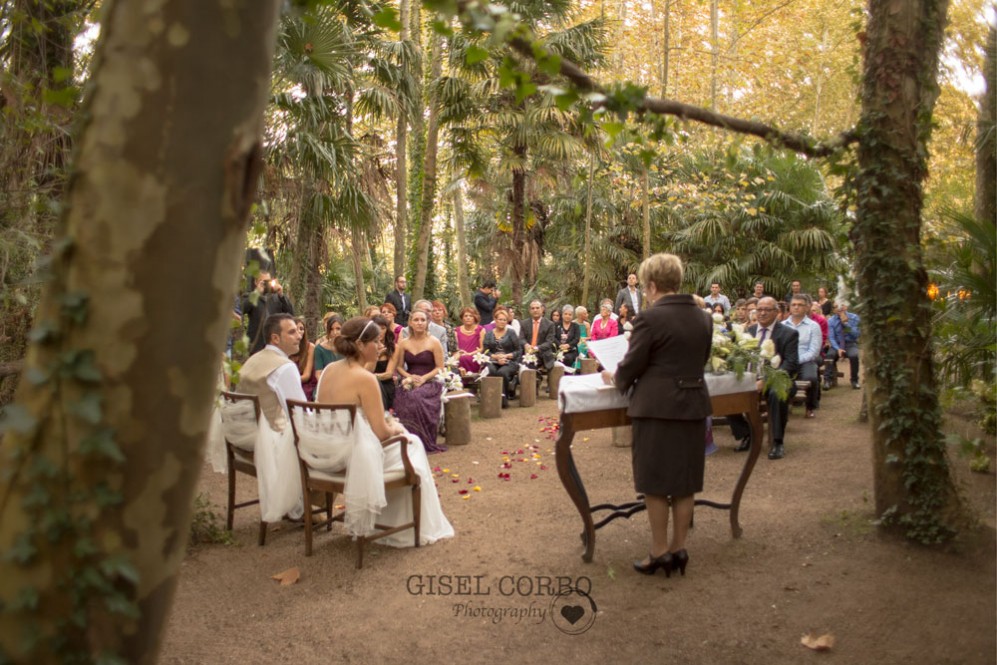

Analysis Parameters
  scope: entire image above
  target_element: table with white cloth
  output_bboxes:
[556,373,763,562]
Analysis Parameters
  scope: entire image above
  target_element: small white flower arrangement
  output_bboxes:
[472,351,491,366]
[521,350,538,366]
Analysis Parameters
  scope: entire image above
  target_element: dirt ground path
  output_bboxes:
[161,380,996,665]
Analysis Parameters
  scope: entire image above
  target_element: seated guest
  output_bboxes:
[519,300,557,371]
[783,294,822,418]
[313,317,453,546]
[549,308,561,325]
[556,305,581,368]
[483,306,521,407]
[401,299,449,355]
[731,298,748,324]
[816,286,834,316]
[729,297,800,459]
[431,300,454,352]
[590,300,620,340]
[363,304,382,319]
[289,317,317,400]
[617,302,633,336]
[575,306,592,338]
[392,310,446,453]
[506,306,522,337]
[234,313,305,520]
[828,302,861,389]
[368,315,397,409]
[711,303,728,331]
[314,314,345,380]
[453,307,485,374]
[703,282,732,315]
[380,302,403,342]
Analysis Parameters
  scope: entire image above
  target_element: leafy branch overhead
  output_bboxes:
[372,0,861,157]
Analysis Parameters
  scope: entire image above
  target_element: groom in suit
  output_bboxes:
[730,296,800,460]
[518,300,557,371]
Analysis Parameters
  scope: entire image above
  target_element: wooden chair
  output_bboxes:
[286,400,421,568]
[219,391,268,546]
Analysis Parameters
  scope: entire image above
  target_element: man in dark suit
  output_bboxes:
[730,296,800,460]
[384,275,410,326]
[518,300,557,370]
[614,273,641,317]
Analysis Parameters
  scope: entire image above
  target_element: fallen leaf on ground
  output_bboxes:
[271,567,300,586]
[800,633,835,651]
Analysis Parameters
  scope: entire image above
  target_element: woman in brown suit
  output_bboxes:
[604,253,712,577]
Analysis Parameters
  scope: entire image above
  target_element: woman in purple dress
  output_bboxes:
[453,306,485,374]
[392,310,446,453]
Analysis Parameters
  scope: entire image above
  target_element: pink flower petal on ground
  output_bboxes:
[458,489,469,495]
[530,474,538,480]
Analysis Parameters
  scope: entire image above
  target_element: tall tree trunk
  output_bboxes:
[582,157,596,307]
[641,166,651,259]
[394,0,410,280]
[710,0,719,110]
[510,143,528,307]
[351,227,368,311]
[661,0,671,98]
[412,31,443,301]
[453,185,472,307]
[977,17,996,226]
[855,0,961,542]
[0,1,281,661]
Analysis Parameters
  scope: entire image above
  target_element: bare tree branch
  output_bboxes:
[504,34,858,158]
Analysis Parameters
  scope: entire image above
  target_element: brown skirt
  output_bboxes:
[631,417,706,497]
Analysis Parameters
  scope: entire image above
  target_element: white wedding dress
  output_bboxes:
[296,370,453,548]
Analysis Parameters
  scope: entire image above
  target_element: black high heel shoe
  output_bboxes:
[668,549,689,577]
[633,552,673,576]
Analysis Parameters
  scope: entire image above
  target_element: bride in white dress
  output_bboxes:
[313,316,454,547]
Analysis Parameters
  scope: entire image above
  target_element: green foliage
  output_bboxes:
[188,494,236,549]
[946,433,992,474]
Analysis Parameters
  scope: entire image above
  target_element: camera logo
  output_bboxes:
[549,586,597,635]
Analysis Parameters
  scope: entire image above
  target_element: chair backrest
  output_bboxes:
[286,400,357,473]
[219,391,261,452]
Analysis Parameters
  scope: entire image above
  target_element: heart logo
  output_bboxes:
[560,605,585,625]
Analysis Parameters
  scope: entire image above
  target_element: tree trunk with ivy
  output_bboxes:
[853,0,961,543]
[509,143,528,307]
[0,0,281,661]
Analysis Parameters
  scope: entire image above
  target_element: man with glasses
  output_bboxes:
[783,294,823,418]
[729,297,800,460]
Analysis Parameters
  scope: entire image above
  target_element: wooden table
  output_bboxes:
[555,379,763,563]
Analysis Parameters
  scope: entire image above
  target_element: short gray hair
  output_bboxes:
[561,304,574,315]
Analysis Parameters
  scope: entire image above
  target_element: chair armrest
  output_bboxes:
[380,435,417,480]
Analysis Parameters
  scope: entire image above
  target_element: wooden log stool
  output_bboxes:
[519,369,537,407]
[444,395,473,446]
[579,358,599,375]
[547,365,565,399]
[479,376,503,419]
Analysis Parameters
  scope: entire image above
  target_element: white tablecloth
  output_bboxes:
[558,372,757,414]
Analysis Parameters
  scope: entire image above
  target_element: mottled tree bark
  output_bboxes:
[854,0,961,540]
[0,0,281,661]
[411,31,443,302]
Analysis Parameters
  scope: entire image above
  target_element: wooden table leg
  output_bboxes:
[554,416,596,562]
[728,393,763,538]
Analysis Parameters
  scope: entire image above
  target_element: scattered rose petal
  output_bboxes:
[271,567,300,586]
[458,489,468,495]
[462,495,471,500]
[442,468,450,473]
[530,474,538,480]
[800,633,834,652]
[451,473,459,478]
[451,478,460,483]
[582,437,590,442]
[472,461,479,465]
[486,437,493,441]
[473,486,482,492]
[540,465,547,470]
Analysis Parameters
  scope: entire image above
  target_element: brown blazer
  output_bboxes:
[614,294,713,420]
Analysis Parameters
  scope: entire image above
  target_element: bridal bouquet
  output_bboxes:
[400,376,415,391]
[441,367,464,392]
[709,317,793,400]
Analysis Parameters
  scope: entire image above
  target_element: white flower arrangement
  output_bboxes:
[441,368,463,392]
[472,351,491,367]
[401,376,415,391]
[708,323,792,399]
[521,350,538,366]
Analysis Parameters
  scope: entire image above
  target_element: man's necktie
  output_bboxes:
[759,327,768,345]
[532,319,539,346]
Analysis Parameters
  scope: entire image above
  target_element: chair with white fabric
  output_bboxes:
[286,400,421,568]
[219,391,268,546]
